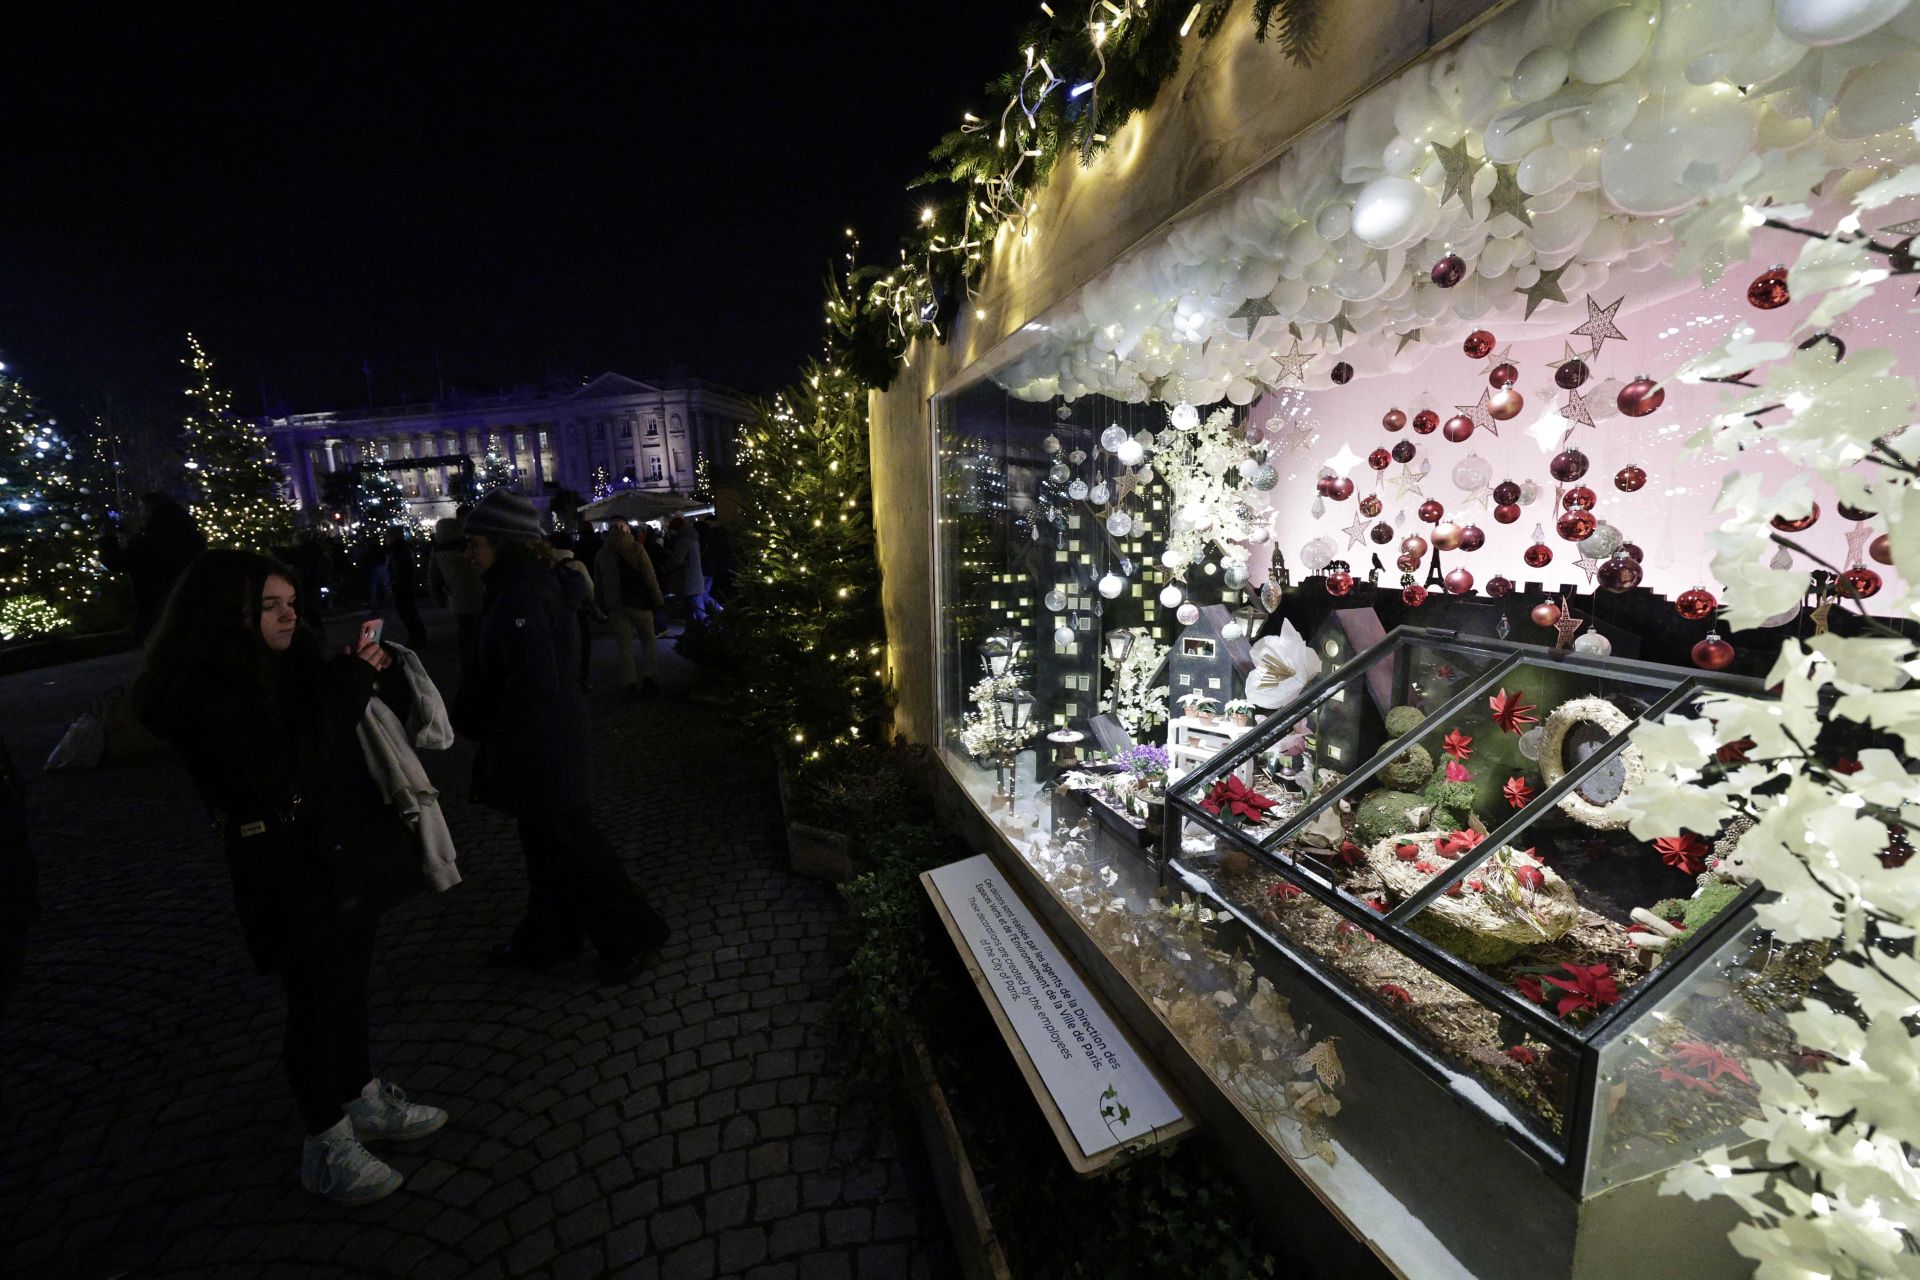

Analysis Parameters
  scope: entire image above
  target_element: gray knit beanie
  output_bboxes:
[463,490,542,543]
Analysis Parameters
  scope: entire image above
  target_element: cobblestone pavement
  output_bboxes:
[0,605,957,1279]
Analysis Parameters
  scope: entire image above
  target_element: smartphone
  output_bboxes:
[358,617,385,650]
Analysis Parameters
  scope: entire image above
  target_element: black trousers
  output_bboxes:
[280,897,379,1135]
[513,807,667,960]
[393,588,426,649]
[576,610,593,687]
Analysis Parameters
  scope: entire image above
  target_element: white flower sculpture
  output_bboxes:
[1245,621,1320,710]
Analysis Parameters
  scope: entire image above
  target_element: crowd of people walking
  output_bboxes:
[80,489,734,1207]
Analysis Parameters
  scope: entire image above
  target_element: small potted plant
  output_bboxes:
[1178,691,1221,723]
[1223,697,1258,727]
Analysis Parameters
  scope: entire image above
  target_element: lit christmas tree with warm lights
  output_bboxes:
[180,334,292,550]
[351,463,409,530]
[473,449,514,499]
[0,369,99,638]
[724,361,888,766]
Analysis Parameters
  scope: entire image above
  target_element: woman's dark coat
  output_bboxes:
[452,550,592,818]
[168,647,417,970]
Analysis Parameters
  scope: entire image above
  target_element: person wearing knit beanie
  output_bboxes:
[462,490,542,545]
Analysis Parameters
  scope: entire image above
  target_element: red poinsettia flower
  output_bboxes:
[1653,833,1711,875]
[1394,842,1421,861]
[1488,688,1538,735]
[1503,776,1535,809]
[1716,737,1754,765]
[1669,1040,1753,1086]
[1201,775,1277,825]
[1512,975,1544,1004]
[1443,759,1471,783]
[1505,1045,1537,1066]
[1377,983,1414,1008]
[1441,729,1474,761]
[1266,882,1304,904]
[1542,962,1620,1018]
[1831,756,1863,775]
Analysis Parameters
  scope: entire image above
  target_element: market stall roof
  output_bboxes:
[581,489,705,523]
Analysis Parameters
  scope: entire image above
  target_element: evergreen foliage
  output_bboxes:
[351,464,409,529]
[473,449,514,499]
[180,334,292,550]
[722,360,889,769]
[0,370,98,630]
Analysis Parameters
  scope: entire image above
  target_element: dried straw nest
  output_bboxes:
[1537,697,1644,830]
[1367,833,1582,965]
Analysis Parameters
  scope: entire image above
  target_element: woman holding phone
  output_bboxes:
[133,549,447,1205]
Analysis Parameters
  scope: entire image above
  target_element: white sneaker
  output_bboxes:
[300,1117,403,1205]
[347,1078,448,1143]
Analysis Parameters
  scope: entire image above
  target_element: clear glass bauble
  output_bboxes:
[1175,602,1200,625]
[1451,454,1493,493]
[1044,587,1067,612]
[1170,403,1201,431]
[1088,481,1110,505]
[1577,523,1622,558]
[1300,537,1337,572]
[1222,562,1249,590]
[1106,510,1132,536]
[1067,479,1089,500]
[1572,631,1612,657]
[1115,439,1146,466]
[1053,624,1075,646]
[1250,464,1280,491]
[1049,461,1071,484]
[1100,425,1128,452]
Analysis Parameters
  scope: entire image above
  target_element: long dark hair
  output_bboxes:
[131,549,321,739]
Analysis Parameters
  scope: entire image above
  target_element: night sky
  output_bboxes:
[0,2,1039,438]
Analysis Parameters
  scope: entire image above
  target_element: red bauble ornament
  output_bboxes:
[1549,449,1590,482]
[1444,567,1475,595]
[1442,414,1476,443]
[1614,464,1647,493]
[1418,500,1445,524]
[1431,254,1466,288]
[1562,485,1597,510]
[1368,447,1392,470]
[1331,361,1354,385]
[1555,358,1589,390]
[1556,510,1597,542]
[1493,502,1521,524]
[1412,409,1440,435]
[1489,387,1525,421]
[1524,543,1553,568]
[1327,477,1355,501]
[1391,440,1417,463]
[1691,633,1735,671]
[1618,542,1643,563]
[1459,525,1486,552]
[1489,362,1519,388]
[1675,588,1717,620]
[1401,534,1429,558]
[1837,502,1877,522]
[1315,475,1334,496]
[1617,376,1665,418]
[1383,408,1407,432]
[1396,552,1421,571]
[1840,565,1883,599]
[1870,533,1892,566]
[1463,330,1496,359]
[1747,265,1789,311]
[1432,521,1464,551]
[1486,575,1514,599]
[1596,554,1643,592]
[1402,584,1429,606]
[1326,570,1354,596]
[1492,480,1521,505]
[1370,521,1394,544]
[1360,494,1383,517]
[1531,600,1562,626]
[1770,504,1820,532]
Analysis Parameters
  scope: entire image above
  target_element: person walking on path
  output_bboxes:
[452,491,670,983]
[662,515,710,624]
[97,493,208,640]
[131,550,450,1207]
[429,513,485,683]
[383,526,427,648]
[593,521,664,700]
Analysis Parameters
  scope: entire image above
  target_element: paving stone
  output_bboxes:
[662,1237,717,1280]
[797,1253,853,1280]
[716,1227,769,1273]
[768,1213,821,1259]
[824,1206,873,1247]
[649,1204,704,1252]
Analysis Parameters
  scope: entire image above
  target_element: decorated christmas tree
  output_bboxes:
[351,463,409,530]
[0,369,98,638]
[721,361,888,766]
[472,449,514,499]
[180,334,292,550]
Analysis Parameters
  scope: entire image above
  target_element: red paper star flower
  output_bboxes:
[1716,737,1754,765]
[1441,729,1474,761]
[1542,962,1620,1018]
[1201,775,1277,826]
[1505,1045,1537,1066]
[1503,776,1534,808]
[1444,759,1471,783]
[1338,839,1365,866]
[1669,1040,1753,1086]
[1467,879,1486,893]
[1653,833,1711,875]
[1414,859,1438,874]
[1377,983,1413,1008]
[1266,882,1303,904]
[1488,688,1538,734]
[1445,881,1463,897]
[1437,830,1483,858]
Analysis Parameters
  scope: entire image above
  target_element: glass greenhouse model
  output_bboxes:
[1165,626,1811,1194]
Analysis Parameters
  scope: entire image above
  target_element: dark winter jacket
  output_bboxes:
[452,547,592,817]
[163,644,419,970]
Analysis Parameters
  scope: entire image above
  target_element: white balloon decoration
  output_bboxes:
[1116,438,1146,466]
[1159,583,1185,609]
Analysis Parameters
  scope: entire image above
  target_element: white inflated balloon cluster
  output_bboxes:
[993,0,1920,403]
